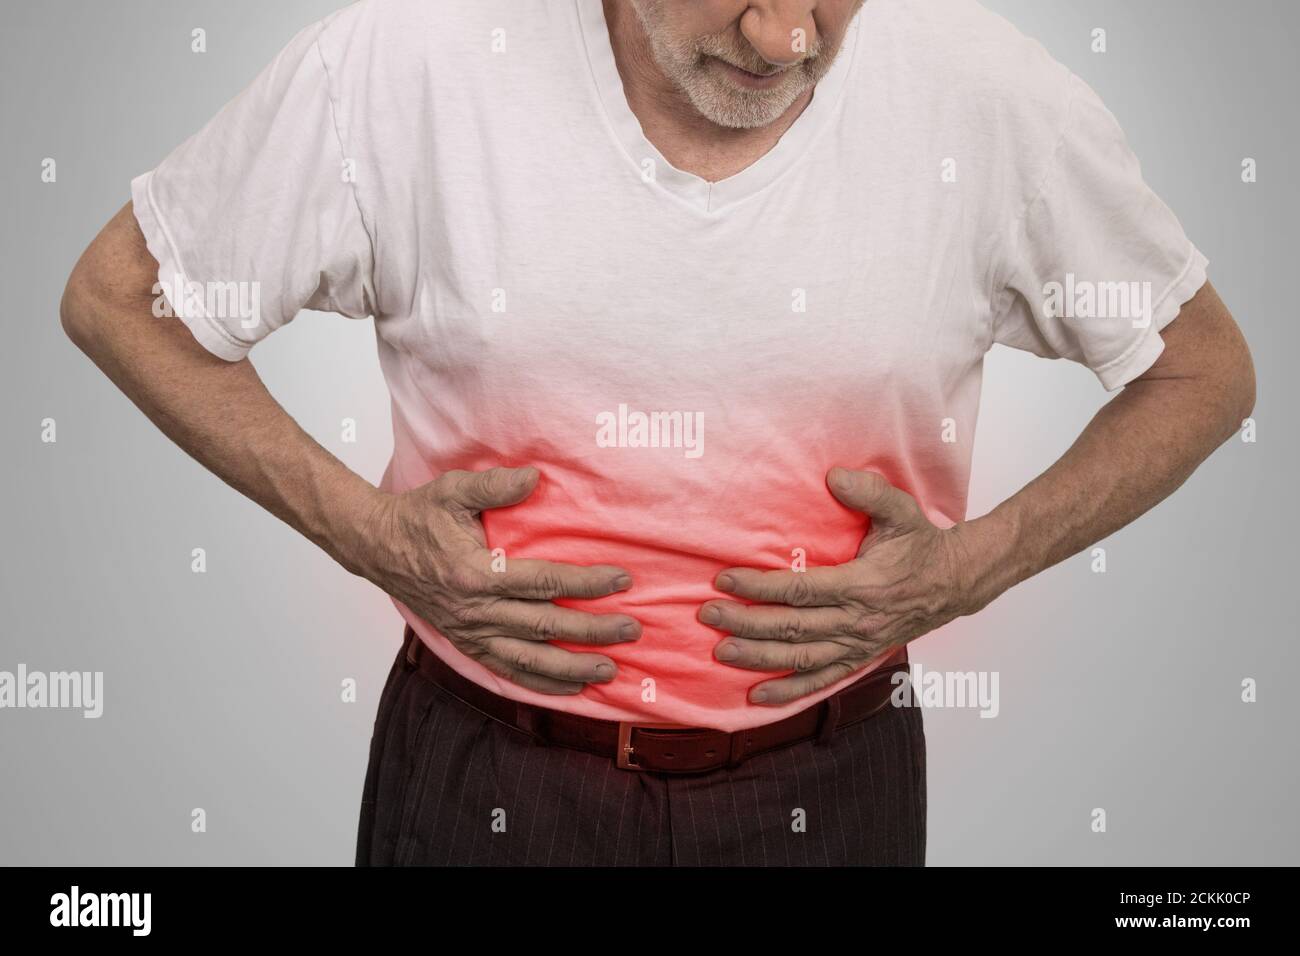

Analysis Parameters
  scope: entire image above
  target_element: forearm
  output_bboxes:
[62,204,379,573]
[955,286,1255,611]
[957,378,1234,606]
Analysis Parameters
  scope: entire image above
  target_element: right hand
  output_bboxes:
[356,466,639,694]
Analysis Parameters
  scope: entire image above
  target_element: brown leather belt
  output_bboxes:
[401,625,910,774]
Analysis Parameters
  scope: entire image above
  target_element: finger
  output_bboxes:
[477,653,587,696]
[714,565,850,606]
[481,600,641,645]
[699,600,854,642]
[749,662,859,706]
[826,468,923,532]
[481,558,632,600]
[440,466,540,513]
[481,636,617,684]
[713,637,848,673]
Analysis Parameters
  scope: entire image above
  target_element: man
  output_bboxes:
[62,0,1253,866]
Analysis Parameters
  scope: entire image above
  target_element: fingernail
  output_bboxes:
[750,689,768,703]
[612,575,632,592]
[716,574,735,593]
[618,622,640,641]
[700,605,721,625]
[715,642,739,662]
[595,663,615,681]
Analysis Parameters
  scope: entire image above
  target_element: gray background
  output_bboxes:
[1,0,1295,865]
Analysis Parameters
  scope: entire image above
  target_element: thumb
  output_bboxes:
[827,468,922,532]
[442,466,540,513]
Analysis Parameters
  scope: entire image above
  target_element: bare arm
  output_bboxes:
[61,202,378,570]
[958,279,1256,604]
[62,202,639,692]
[700,280,1256,705]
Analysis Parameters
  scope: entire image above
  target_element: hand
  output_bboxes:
[699,467,987,706]
[356,466,640,694]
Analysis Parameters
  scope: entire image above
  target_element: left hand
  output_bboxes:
[700,467,983,706]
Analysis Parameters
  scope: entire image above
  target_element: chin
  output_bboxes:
[688,84,795,130]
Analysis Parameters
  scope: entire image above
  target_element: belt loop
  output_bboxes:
[815,694,842,746]
[515,702,541,742]
[726,730,750,768]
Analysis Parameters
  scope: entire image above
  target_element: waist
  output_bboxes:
[400,623,910,773]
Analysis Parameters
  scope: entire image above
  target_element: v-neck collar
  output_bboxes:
[576,0,862,215]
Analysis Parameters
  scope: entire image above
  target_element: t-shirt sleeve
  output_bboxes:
[990,72,1209,391]
[130,20,375,361]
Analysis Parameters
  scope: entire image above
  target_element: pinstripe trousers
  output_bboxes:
[356,635,927,866]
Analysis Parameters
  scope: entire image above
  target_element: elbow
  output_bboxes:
[59,268,96,353]
[61,201,152,357]
[1214,337,1257,444]
[1231,338,1257,427]
[1237,368,1257,427]
[60,258,113,359]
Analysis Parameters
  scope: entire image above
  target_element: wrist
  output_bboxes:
[322,477,391,579]
[948,505,1027,615]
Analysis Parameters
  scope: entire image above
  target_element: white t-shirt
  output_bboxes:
[132,0,1208,732]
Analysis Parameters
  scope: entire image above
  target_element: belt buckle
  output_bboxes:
[616,721,689,771]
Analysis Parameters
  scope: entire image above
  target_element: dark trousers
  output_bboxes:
[356,633,927,866]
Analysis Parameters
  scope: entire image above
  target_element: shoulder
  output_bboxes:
[315,0,559,73]
[850,0,1086,211]
[315,0,459,65]
[861,0,1076,146]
